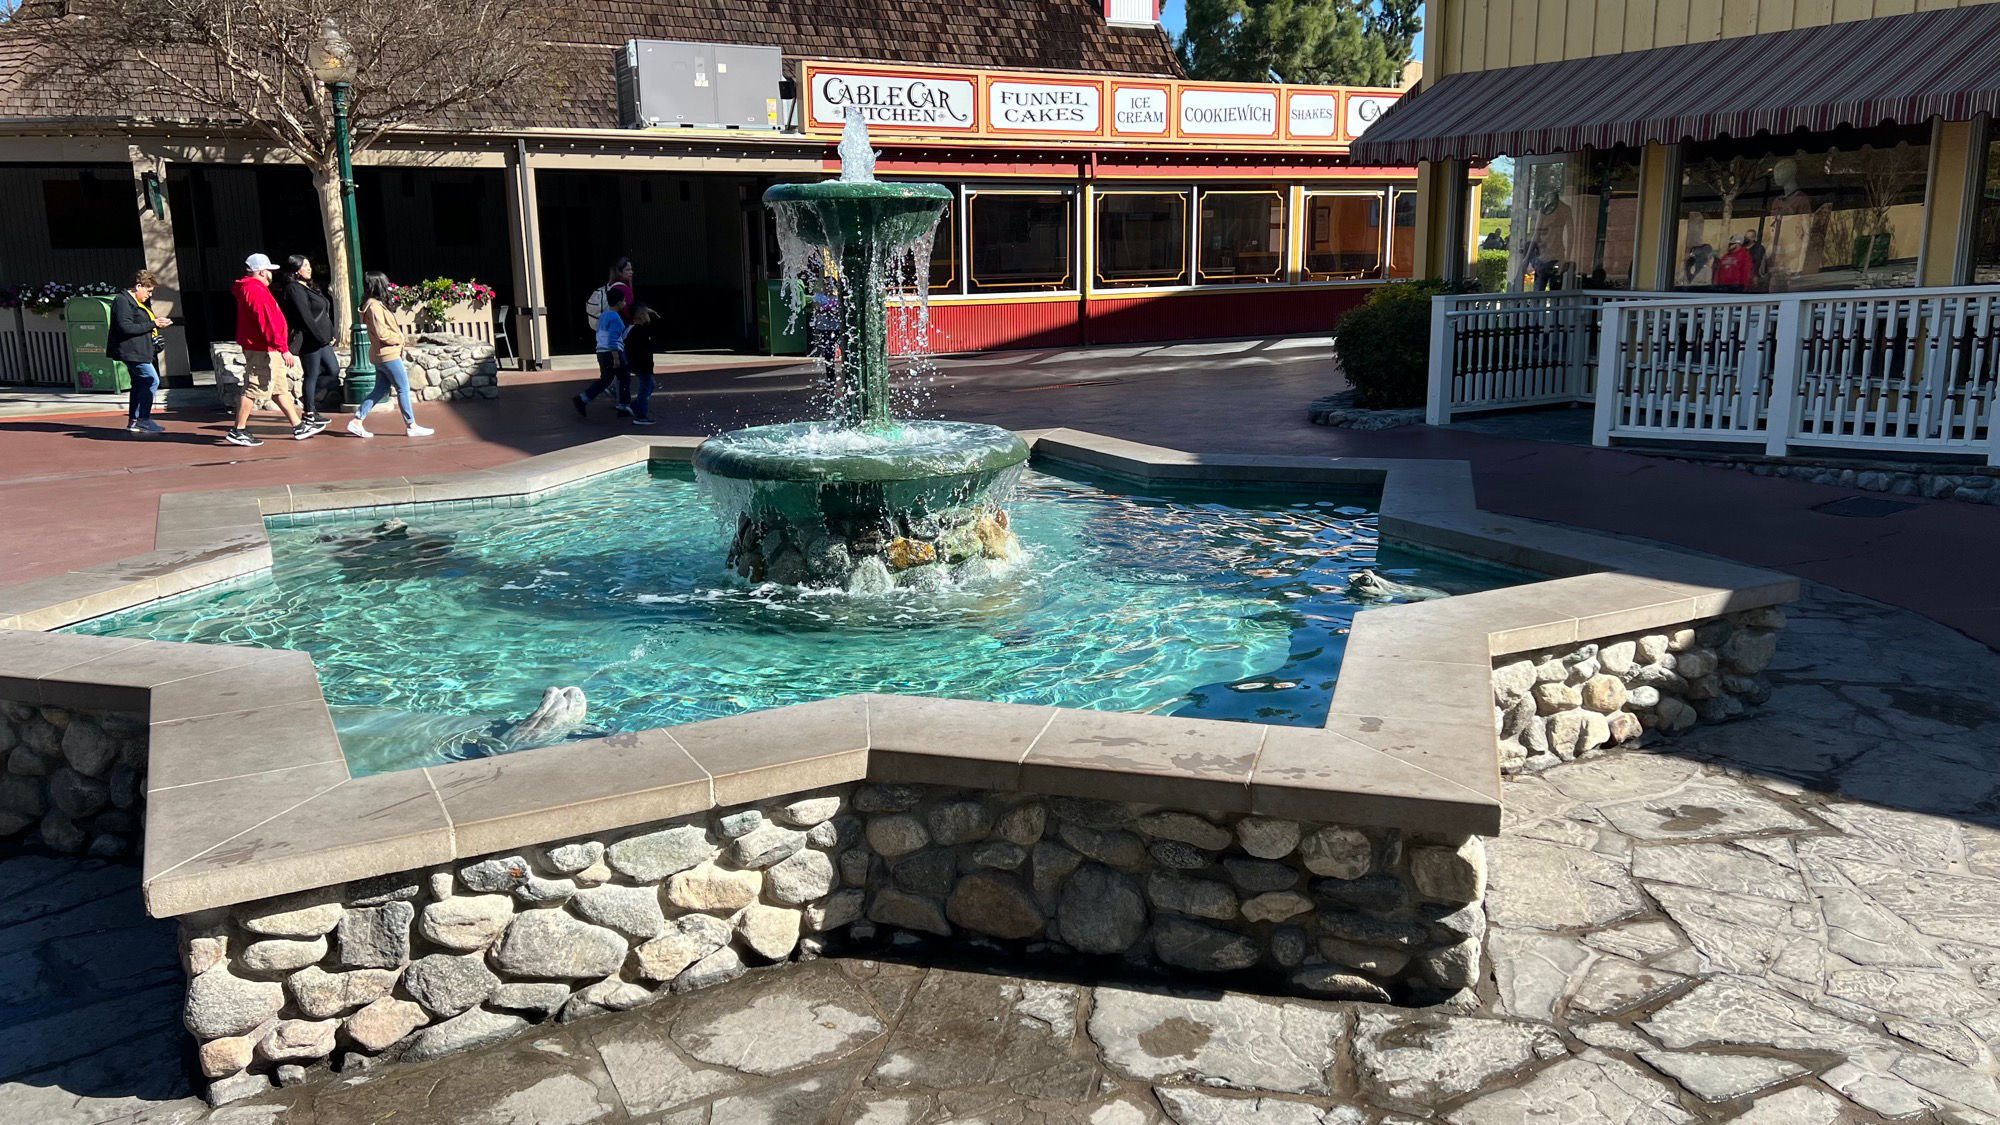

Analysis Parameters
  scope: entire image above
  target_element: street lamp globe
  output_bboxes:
[311,22,354,85]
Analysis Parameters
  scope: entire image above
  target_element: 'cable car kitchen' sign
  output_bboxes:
[801,62,1400,147]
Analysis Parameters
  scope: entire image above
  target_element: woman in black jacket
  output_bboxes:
[108,269,172,434]
[276,255,338,424]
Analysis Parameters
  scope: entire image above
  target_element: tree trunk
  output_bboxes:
[309,161,354,350]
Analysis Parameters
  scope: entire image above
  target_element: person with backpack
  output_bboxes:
[108,269,171,435]
[275,255,338,425]
[572,286,631,419]
[584,256,635,334]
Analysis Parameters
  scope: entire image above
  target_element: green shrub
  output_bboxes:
[1335,280,1459,410]
[1475,250,1509,293]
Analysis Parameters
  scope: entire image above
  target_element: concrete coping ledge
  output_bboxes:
[0,428,1798,919]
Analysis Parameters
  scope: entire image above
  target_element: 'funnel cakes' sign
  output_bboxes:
[799,62,1400,147]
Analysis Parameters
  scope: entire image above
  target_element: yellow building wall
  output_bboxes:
[1435,0,2000,76]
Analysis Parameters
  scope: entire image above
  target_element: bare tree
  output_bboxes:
[6,0,587,325]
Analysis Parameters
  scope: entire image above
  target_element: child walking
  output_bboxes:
[623,303,659,426]
[347,272,435,438]
[573,288,631,418]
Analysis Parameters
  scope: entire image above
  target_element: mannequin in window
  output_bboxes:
[1527,193,1574,291]
[1766,158,1826,291]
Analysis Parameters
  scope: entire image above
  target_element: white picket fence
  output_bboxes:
[1424,291,1678,424]
[1593,286,2000,464]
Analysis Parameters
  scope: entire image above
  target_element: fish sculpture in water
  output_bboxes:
[1346,569,1449,602]
[500,686,588,750]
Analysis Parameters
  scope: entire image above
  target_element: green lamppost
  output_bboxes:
[311,22,376,404]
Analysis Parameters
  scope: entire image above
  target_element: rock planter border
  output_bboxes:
[175,782,1487,1104]
[0,701,146,855]
[209,335,499,412]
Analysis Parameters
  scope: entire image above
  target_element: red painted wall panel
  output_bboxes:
[898,286,1375,355]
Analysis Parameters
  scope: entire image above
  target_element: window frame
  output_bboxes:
[1194,186,1290,286]
[1093,188,1192,289]
[964,186,1080,295]
[1300,189,1388,282]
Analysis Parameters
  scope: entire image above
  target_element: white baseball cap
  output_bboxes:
[244,252,275,272]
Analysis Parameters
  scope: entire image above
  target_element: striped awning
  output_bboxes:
[1351,5,2000,164]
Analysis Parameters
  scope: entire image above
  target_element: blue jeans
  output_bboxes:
[298,344,340,414]
[581,351,630,405]
[356,357,414,425]
[631,367,655,420]
[126,361,159,422]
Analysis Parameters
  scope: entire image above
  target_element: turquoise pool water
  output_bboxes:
[69,465,1519,774]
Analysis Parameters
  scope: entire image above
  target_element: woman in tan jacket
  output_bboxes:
[347,271,434,438]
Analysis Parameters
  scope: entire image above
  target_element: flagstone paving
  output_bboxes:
[5,575,2000,1123]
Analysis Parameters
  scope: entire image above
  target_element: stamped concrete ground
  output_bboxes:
[6,576,1999,1123]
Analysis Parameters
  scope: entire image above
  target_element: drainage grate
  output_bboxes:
[1812,495,1920,518]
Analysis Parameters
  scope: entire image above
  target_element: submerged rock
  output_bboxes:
[500,686,587,750]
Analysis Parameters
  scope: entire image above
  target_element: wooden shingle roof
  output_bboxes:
[0,0,1180,131]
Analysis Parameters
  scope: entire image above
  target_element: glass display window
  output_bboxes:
[1197,188,1287,284]
[1506,149,1641,291]
[1389,188,1418,279]
[968,190,1075,292]
[1095,190,1190,288]
[1673,124,1930,293]
[1972,121,2000,285]
[1302,192,1385,281]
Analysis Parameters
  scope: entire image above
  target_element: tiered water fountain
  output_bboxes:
[694,115,1029,592]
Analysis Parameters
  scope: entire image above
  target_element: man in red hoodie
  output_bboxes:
[228,252,324,447]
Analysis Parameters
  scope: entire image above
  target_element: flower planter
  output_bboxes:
[393,301,495,347]
[0,309,75,386]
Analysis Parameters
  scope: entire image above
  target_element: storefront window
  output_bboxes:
[1303,193,1383,280]
[1673,125,1930,293]
[1095,191,1189,288]
[1197,189,1286,284]
[1389,189,1417,279]
[1508,149,1640,291]
[928,199,958,293]
[1974,126,2000,285]
[969,190,1074,292]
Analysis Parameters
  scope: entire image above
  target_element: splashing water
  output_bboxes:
[836,108,879,183]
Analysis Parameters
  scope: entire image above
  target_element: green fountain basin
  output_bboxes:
[764,180,955,250]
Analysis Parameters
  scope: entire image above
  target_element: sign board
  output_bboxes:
[808,69,977,132]
[799,63,1401,148]
[988,79,1102,134]
[1345,93,1398,139]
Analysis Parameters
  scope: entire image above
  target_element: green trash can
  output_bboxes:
[64,295,131,393]
[758,280,810,356]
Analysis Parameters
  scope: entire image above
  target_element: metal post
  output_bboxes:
[331,81,376,404]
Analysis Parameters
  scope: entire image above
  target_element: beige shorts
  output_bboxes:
[241,350,284,407]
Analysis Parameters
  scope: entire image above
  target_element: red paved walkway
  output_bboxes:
[3,339,1996,649]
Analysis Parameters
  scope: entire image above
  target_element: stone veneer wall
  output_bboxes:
[178,782,1488,1104]
[1492,607,1785,774]
[0,702,146,856]
[210,335,500,411]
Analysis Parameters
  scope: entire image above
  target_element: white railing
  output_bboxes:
[0,309,73,386]
[1425,290,1678,424]
[1594,285,2000,465]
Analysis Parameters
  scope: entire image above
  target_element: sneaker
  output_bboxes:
[292,420,325,441]
[614,404,634,417]
[632,417,656,426]
[140,419,166,433]
[346,418,373,439]
[572,394,588,419]
[224,428,263,447]
[406,424,435,438]
[306,412,329,425]
[127,421,148,434]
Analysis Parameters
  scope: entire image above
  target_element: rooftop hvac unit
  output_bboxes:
[617,40,783,130]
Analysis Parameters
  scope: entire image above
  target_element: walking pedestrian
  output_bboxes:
[624,303,659,426]
[346,272,435,438]
[108,269,171,435]
[572,286,631,419]
[227,253,322,447]
[584,256,636,331]
[275,255,338,424]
